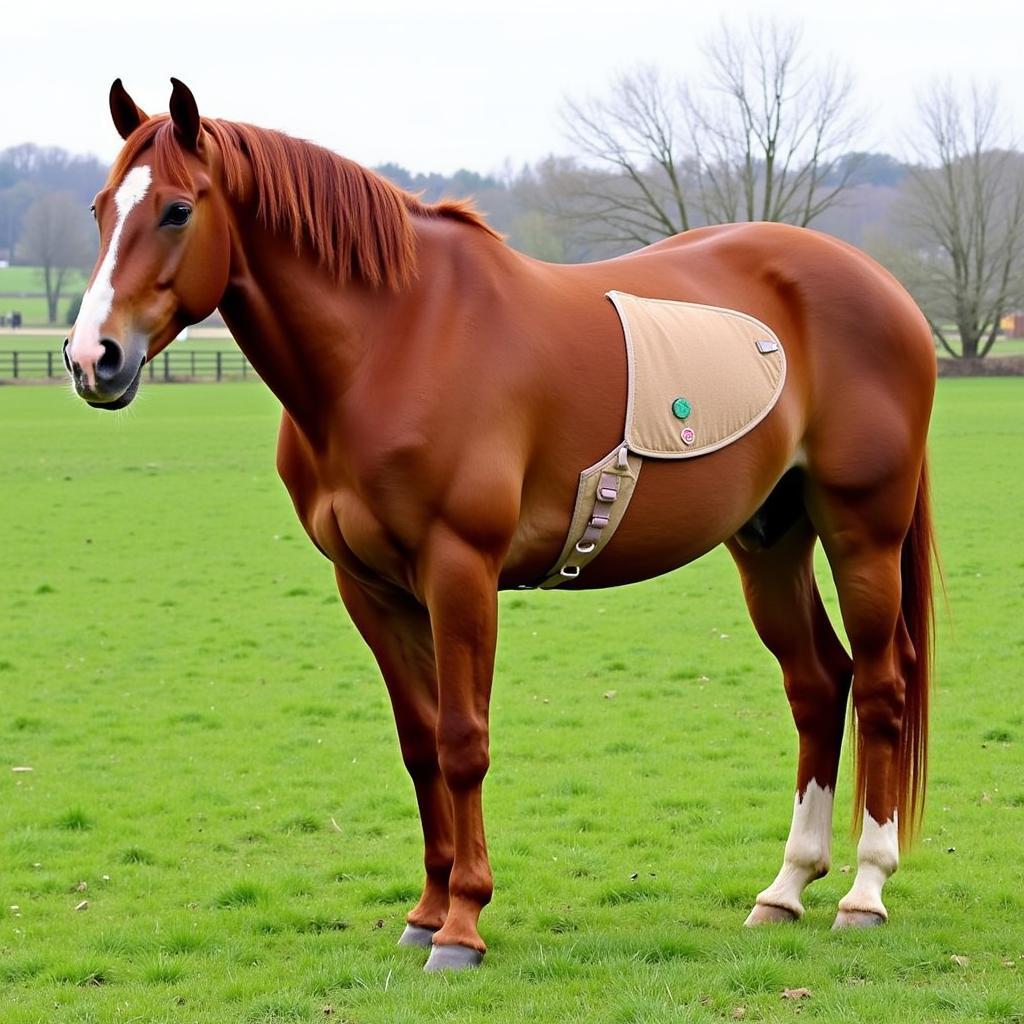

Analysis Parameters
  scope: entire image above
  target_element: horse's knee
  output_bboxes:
[437,718,489,790]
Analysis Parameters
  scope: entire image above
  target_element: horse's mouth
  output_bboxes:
[85,359,145,411]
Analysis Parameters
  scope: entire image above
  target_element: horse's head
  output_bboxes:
[66,79,232,409]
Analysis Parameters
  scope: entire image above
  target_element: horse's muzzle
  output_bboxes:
[65,337,145,410]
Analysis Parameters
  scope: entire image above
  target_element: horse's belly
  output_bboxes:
[563,461,758,588]
[561,468,753,589]
[505,403,802,591]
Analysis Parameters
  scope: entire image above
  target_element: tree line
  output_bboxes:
[0,145,104,322]
[3,21,1021,360]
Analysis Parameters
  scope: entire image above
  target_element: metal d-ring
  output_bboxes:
[575,539,596,554]
[560,564,581,578]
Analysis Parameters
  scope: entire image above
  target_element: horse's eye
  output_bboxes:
[160,203,192,228]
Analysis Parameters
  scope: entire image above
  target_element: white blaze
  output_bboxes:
[71,165,152,371]
[749,779,834,919]
[837,811,899,919]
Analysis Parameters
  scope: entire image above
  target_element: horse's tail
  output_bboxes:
[853,456,936,849]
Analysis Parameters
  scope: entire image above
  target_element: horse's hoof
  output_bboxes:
[398,924,438,948]
[424,943,484,972]
[832,909,886,929]
[744,903,799,926]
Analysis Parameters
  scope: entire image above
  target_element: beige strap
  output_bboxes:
[539,443,642,589]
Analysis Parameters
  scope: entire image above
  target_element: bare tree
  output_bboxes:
[557,18,864,249]
[18,192,94,323]
[891,82,1024,359]
[690,20,863,225]
[562,65,697,247]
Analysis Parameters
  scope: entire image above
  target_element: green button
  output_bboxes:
[671,398,692,420]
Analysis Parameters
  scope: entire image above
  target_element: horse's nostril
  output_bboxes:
[95,338,125,382]
[62,338,73,373]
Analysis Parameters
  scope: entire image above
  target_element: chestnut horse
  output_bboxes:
[66,79,936,971]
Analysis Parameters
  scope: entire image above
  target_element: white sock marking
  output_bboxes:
[838,811,899,919]
[71,165,152,374]
[751,779,834,918]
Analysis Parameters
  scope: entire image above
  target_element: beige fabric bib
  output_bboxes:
[537,291,787,588]
[608,291,787,459]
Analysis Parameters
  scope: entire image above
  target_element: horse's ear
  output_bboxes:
[169,77,202,151]
[109,79,149,140]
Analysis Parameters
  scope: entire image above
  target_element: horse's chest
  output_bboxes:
[300,490,349,563]
[278,419,411,587]
[285,475,412,591]
[294,488,382,582]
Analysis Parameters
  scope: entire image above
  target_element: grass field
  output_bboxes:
[0,379,1022,1023]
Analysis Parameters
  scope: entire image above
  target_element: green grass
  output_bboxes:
[0,379,1022,1022]
[0,266,89,293]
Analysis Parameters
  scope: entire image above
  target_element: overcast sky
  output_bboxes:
[6,0,1021,174]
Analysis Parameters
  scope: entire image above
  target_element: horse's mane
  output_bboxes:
[107,115,499,290]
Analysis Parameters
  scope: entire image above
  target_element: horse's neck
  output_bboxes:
[217,212,517,448]
[217,219,394,446]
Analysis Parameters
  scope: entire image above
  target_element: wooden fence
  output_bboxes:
[0,349,254,383]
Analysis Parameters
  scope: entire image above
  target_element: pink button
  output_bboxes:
[681,427,696,445]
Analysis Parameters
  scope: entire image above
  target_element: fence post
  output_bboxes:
[149,359,155,380]
[163,351,170,381]
[191,350,196,377]
[12,352,17,379]
[216,351,222,381]
[47,351,53,377]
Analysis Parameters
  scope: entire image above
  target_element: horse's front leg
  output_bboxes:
[417,532,500,972]
[334,569,454,942]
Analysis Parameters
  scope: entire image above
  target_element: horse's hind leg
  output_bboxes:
[728,516,853,924]
[334,569,454,944]
[811,470,925,928]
